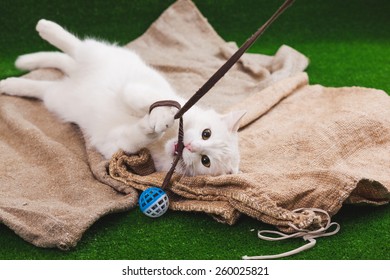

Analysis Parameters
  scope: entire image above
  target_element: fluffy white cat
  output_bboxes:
[0,19,245,176]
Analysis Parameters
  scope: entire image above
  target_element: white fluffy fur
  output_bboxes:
[0,19,245,176]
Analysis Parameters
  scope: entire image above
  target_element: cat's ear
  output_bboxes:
[221,110,246,132]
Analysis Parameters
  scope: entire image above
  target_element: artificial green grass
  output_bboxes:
[0,0,389,260]
[0,205,389,260]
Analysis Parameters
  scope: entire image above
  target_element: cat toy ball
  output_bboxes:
[140,0,294,218]
[139,187,169,218]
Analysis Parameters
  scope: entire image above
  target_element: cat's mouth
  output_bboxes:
[167,140,180,157]
[174,142,179,155]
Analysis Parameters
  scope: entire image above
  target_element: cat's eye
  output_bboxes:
[202,129,211,140]
[201,155,211,168]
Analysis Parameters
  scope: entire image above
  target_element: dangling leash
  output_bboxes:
[150,0,295,190]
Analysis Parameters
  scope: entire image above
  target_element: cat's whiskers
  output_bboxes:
[183,157,196,177]
[177,157,190,177]
[177,161,189,182]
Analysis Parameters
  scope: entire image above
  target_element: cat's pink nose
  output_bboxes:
[185,143,194,152]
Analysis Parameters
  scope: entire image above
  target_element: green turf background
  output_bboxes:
[0,0,389,260]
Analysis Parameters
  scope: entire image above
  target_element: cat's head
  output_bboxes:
[165,109,246,176]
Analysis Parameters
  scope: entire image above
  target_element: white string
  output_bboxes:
[242,208,340,260]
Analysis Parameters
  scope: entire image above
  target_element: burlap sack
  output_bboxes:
[110,73,390,231]
[109,0,390,231]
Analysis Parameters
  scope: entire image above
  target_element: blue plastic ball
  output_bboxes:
[139,187,169,218]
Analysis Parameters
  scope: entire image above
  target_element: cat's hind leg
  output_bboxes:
[36,19,81,57]
[0,77,52,99]
[16,51,75,74]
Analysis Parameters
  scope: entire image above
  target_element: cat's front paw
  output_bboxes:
[148,106,178,134]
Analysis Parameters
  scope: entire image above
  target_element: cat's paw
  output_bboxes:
[148,106,178,134]
[0,78,15,95]
[15,54,37,70]
[36,19,60,40]
[0,79,5,94]
[36,19,52,33]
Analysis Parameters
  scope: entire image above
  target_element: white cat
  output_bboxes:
[0,19,245,176]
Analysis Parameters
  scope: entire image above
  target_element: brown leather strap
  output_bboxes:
[174,0,295,119]
[160,117,184,189]
[149,100,181,114]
